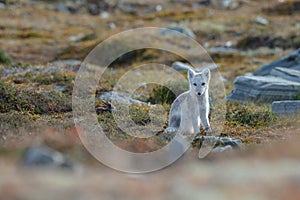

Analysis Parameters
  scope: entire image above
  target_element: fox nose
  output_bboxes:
[197,92,201,96]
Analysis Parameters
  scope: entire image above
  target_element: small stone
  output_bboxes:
[54,85,68,92]
[208,47,244,55]
[0,2,5,9]
[50,59,81,66]
[160,25,196,39]
[118,3,137,14]
[155,5,163,12]
[212,145,233,153]
[100,11,110,19]
[192,136,242,150]
[225,40,233,48]
[192,0,210,9]
[65,2,79,14]
[68,33,85,42]
[108,22,116,29]
[212,0,239,10]
[88,3,99,15]
[255,16,269,26]
[58,2,69,14]
[100,91,149,105]
[21,146,74,170]
[203,42,210,48]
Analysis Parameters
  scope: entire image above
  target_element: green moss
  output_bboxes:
[0,81,21,112]
[148,81,188,104]
[0,49,11,65]
[0,111,36,130]
[20,90,72,114]
[226,102,276,128]
[294,93,300,100]
[21,71,75,94]
[129,104,151,126]
[0,81,72,114]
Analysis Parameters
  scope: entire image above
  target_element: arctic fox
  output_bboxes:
[165,62,212,136]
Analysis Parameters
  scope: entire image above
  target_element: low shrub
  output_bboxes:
[226,102,276,127]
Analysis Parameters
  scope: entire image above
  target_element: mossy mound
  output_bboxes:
[263,1,300,15]
[236,35,300,50]
[0,49,11,65]
[0,81,72,114]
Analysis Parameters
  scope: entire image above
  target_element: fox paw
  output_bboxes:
[165,127,178,133]
[204,127,213,135]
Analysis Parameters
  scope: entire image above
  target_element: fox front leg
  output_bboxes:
[192,116,201,135]
[200,107,212,135]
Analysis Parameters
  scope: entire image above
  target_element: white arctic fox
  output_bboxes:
[165,62,212,136]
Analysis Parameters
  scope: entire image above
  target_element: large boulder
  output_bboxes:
[272,101,300,115]
[270,67,300,83]
[227,75,300,102]
[229,49,300,103]
[254,48,300,76]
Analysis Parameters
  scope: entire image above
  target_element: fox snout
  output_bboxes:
[197,92,202,96]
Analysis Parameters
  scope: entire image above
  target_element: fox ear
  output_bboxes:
[188,69,195,79]
[203,68,210,80]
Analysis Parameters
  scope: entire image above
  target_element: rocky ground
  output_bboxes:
[0,0,300,199]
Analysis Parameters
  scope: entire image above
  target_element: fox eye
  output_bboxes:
[193,83,197,86]
[201,82,205,86]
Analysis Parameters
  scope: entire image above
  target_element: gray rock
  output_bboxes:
[88,3,99,15]
[118,3,137,14]
[0,2,5,9]
[160,25,196,39]
[254,48,300,76]
[208,47,245,55]
[272,100,300,115]
[58,2,69,14]
[227,75,300,102]
[270,67,300,83]
[255,16,269,26]
[192,136,242,149]
[212,145,233,153]
[54,85,68,92]
[65,2,80,14]
[192,0,211,9]
[108,22,116,29]
[100,11,110,19]
[21,146,73,170]
[143,4,163,14]
[50,59,81,66]
[211,0,239,10]
[100,91,149,105]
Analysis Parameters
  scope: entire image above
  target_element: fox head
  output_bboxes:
[188,68,210,96]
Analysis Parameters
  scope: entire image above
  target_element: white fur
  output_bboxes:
[165,65,212,135]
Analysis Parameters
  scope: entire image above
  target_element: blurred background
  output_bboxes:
[0,0,300,199]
